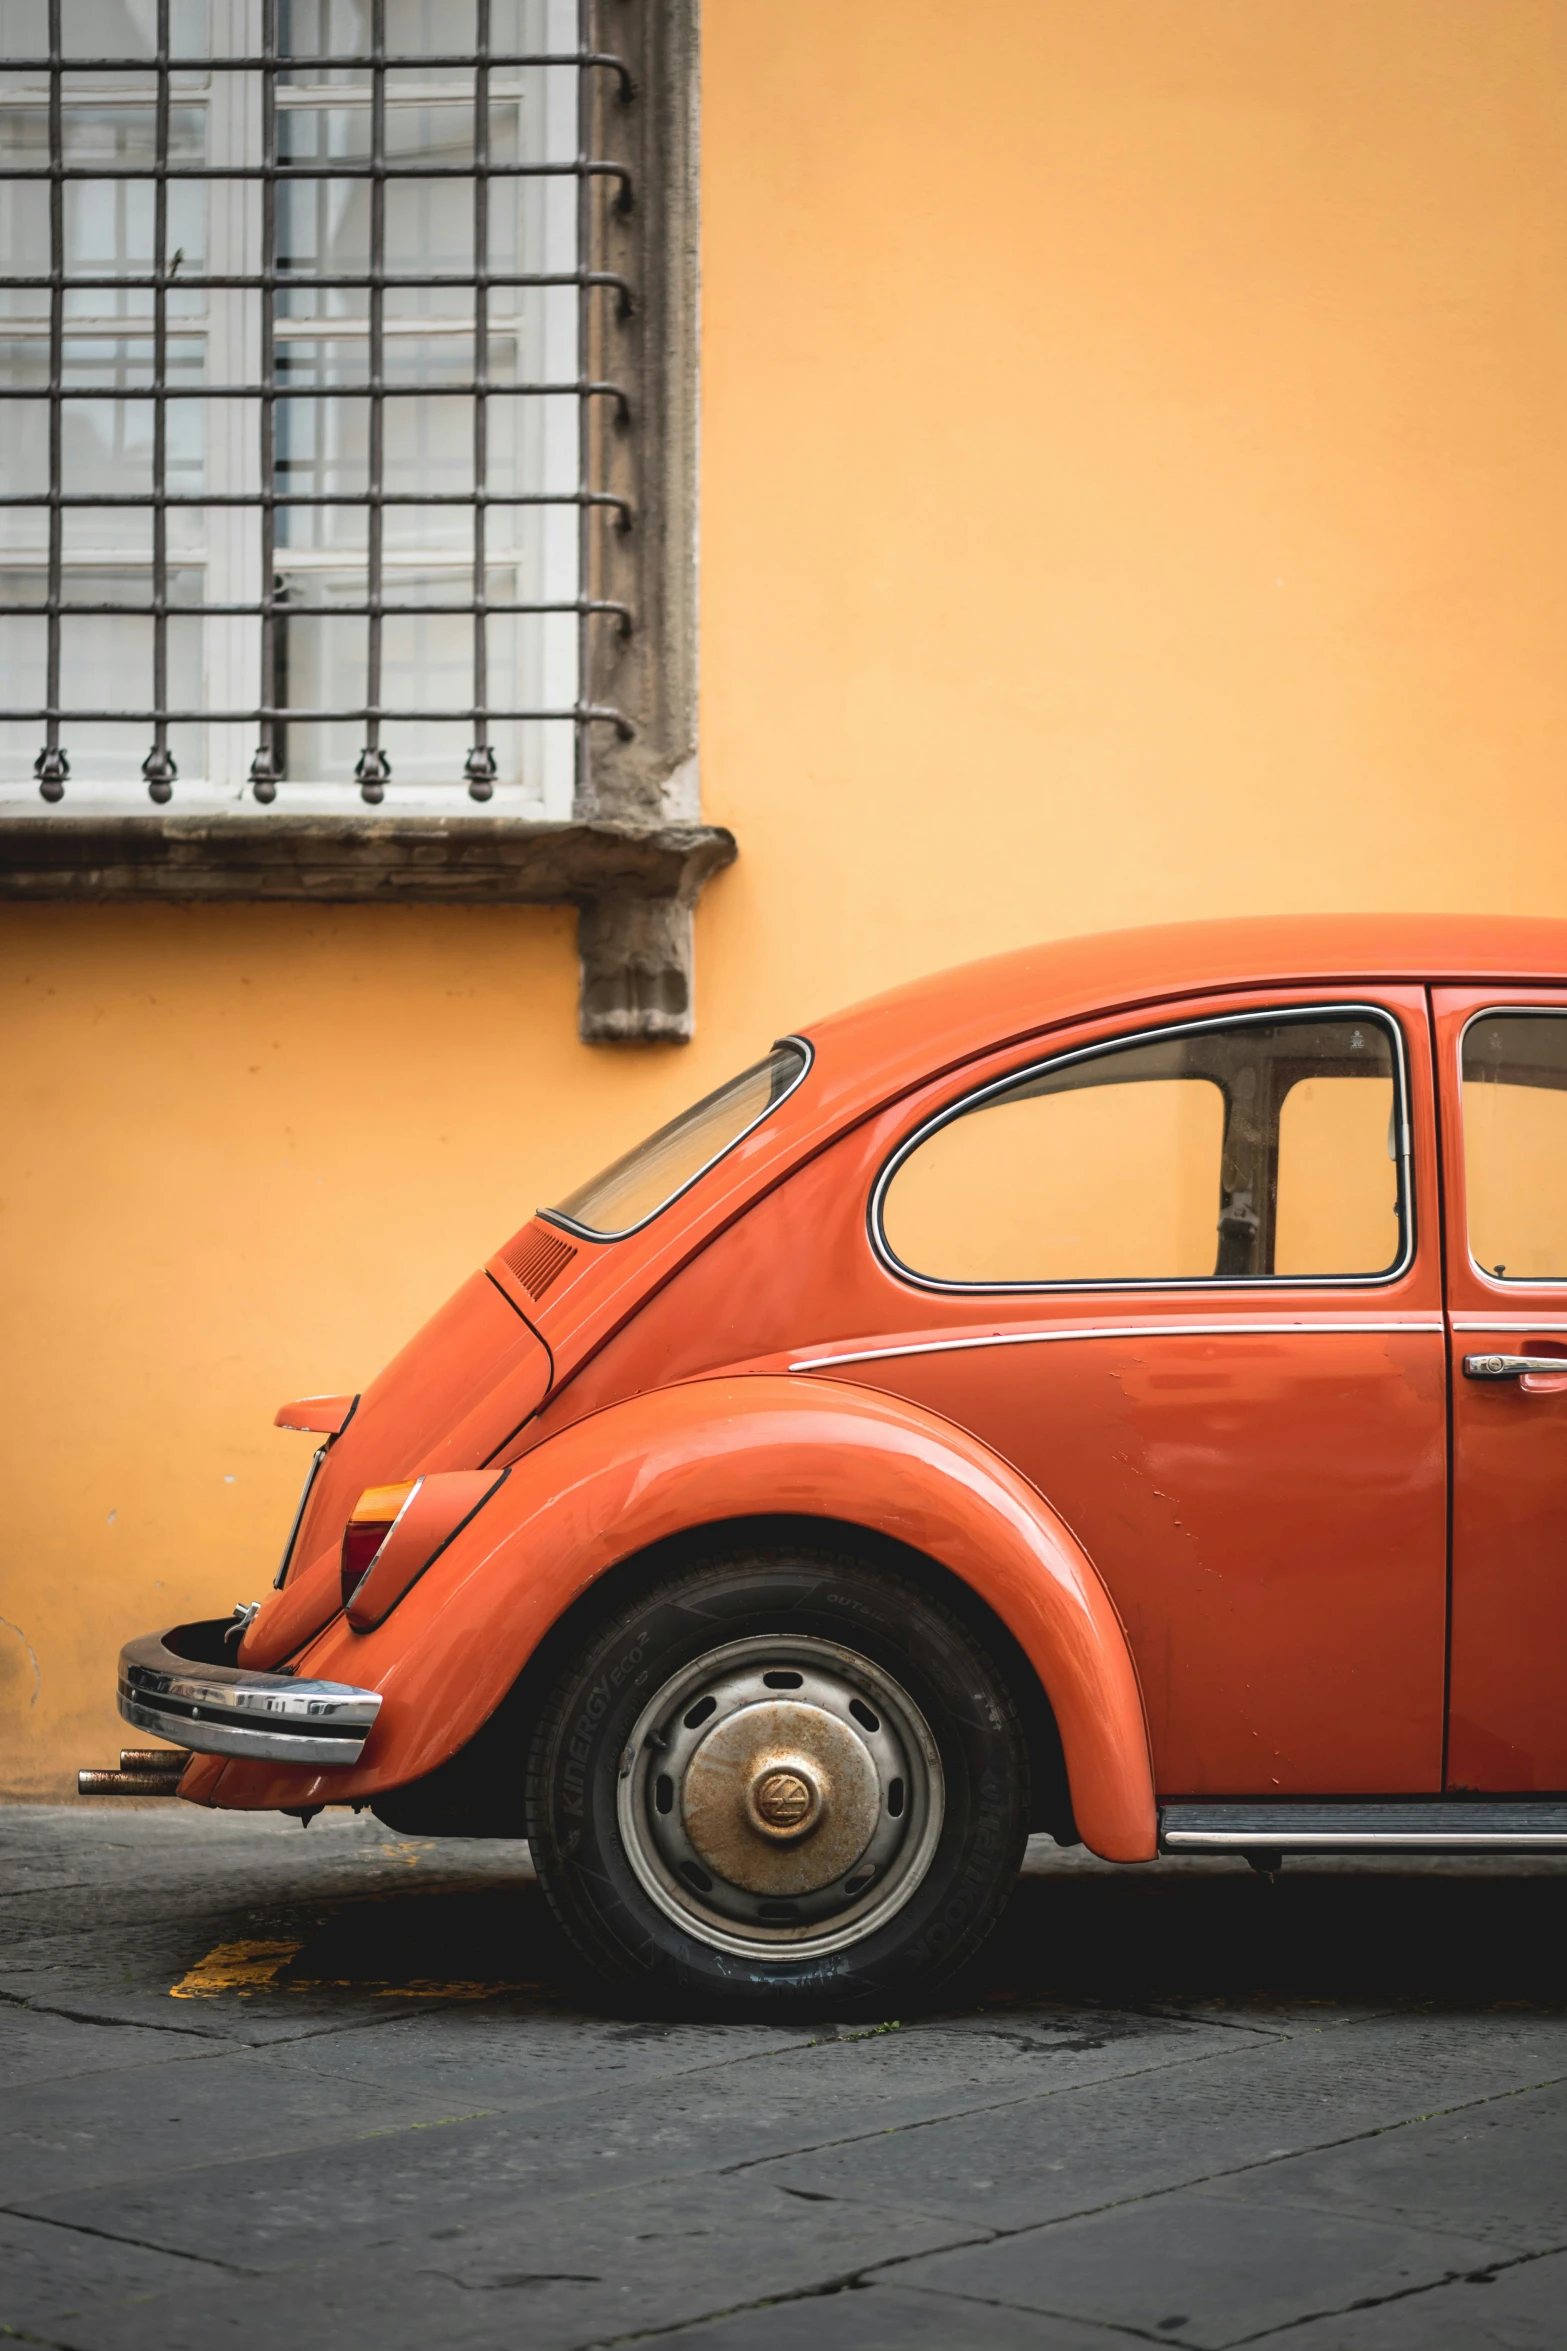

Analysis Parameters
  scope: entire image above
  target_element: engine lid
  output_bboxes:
[275,1271,551,1606]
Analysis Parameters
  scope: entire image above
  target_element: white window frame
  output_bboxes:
[0,0,584,816]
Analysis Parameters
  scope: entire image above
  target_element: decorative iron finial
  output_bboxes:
[355,745,391,804]
[142,744,177,803]
[33,745,68,803]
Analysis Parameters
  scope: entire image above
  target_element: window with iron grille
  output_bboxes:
[0,0,728,1041]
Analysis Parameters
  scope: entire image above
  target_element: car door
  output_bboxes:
[858,987,1449,1797]
[1436,988,1567,1793]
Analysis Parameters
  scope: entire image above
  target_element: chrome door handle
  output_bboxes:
[1463,1353,1567,1380]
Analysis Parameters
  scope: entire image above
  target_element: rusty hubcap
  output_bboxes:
[617,1634,944,1959]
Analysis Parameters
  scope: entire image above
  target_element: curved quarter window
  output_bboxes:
[549,1042,810,1239]
[877,1011,1405,1287]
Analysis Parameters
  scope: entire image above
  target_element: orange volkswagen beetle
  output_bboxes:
[103,915,1567,2007]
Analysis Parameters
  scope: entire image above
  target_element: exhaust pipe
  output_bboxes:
[78,1747,191,1798]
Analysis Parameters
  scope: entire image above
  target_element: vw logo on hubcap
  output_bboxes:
[752,1766,817,1835]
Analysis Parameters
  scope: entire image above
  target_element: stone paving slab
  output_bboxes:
[0,2004,216,2092]
[756,2011,1567,2232]
[0,2041,469,2201]
[260,2003,820,2108]
[14,2006,1240,2269]
[9,2179,988,2351]
[890,2188,1502,2348]
[0,2212,225,2340]
[0,1811,550,2041]
[1202,2077,1567,2256]
[3,1807,1567,2351]
[1281,2246,1567,2348]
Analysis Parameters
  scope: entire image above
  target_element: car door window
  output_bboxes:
[878,1010,1405,1287]
[1461,1011,1567,1280]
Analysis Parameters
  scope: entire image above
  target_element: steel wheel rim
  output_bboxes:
[616,1633,946,1959]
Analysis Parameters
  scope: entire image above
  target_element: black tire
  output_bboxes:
[525,1542,1030,2014]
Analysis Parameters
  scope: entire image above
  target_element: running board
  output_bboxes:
[1160,1801,1567,1854]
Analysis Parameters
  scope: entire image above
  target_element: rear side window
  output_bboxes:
[876,1010,1406,1287]
[549,1042,810,1239]
[1461,1012,1567,1281]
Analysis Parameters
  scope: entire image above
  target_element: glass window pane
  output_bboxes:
[1274,1076,1398,1277]
[60,106,206,323]
[885,1077,1225,1285]
[59,2,206,68]
[1461,1013,1567,1281]
[0,3,49,78]
[553,1046,811,1237]
[277,0,479,73]
[881,1013,1403,1286]
[0,121,49,317]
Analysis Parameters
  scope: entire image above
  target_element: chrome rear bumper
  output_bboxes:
[118,1621,382,1767]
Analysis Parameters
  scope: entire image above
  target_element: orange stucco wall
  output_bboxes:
[8,0,1567,1793]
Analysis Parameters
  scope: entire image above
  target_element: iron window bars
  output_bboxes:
[0,0,639,808]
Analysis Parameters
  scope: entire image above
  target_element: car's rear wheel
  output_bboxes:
[524,1543,1030,2012]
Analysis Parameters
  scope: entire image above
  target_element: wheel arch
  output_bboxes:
[203,1376,1158,1861]
[387,1513,1080,1845]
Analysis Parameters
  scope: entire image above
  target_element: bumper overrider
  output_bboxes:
[118,1621,382,1767]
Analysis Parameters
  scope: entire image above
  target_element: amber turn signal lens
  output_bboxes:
[341,1481,416,1609]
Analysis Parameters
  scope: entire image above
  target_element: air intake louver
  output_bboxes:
[503,1222,579,1301]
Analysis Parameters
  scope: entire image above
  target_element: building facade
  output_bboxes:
[6,0,1567,1792]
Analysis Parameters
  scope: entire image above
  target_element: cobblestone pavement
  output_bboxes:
[2,1807,1566,2349]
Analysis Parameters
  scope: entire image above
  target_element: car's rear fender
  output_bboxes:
[184,1375,1157,1861]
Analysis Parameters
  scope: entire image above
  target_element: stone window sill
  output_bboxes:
[0,813,737,1044]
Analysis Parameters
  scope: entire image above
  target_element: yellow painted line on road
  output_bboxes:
[366,1979,542,2000]
[171,1942,539,2001]
[170,1939,302,1997]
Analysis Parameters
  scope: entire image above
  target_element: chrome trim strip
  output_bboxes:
[118,1624,381,1768]
[343,1474,425,1614]
[791,1319,1444,1374]
[1451,1318,1567,1332]
[274,1443,326,1590]
[868,1001,1416,1297]
[1161,1801,1567,1852]
[542,1035,816,1245]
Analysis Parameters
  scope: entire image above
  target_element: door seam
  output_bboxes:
[1426,983,1455,1790]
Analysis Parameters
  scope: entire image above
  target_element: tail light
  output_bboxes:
[341,1481,418,1608]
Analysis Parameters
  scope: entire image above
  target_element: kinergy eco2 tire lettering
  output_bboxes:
[525,1545,1030,2010]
